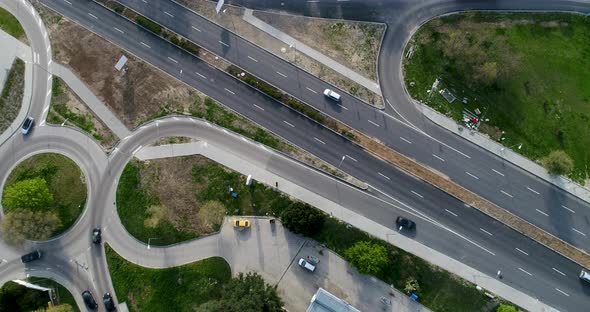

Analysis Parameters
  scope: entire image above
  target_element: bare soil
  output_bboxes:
[36,3,365,188]
[177,0,383,107]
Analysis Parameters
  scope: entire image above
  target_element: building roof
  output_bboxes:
[307,288,361,312]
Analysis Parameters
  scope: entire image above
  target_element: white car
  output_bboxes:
[323,89,341,102]
[580,270,590,283]
[298,258,316,272]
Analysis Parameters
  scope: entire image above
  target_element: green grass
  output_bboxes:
[105,245,231,312]
[4,153,87,234]
[0,7,25,39]
[313,218,490,312]
[116,158,293,246]
[0,58,25,133]
[404,12,590,182]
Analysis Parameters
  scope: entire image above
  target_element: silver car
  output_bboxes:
[580,270,590,283]
[21,116,34,135]
[323,89,341,102]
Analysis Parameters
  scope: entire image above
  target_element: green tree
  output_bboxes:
[0,281,48,312]
[35,304,75,312]
[2,177,53,210]
[496,304,518,312]
[345,241,390,275]
[541,150,574,175]
[280,202,325,236]
[0,209,61,244]
[217,272,283,312]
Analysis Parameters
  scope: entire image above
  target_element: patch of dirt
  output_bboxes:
[37,3,366,189]
[197,201,226,232]
[151,137,195,146]
[176,0,383,107]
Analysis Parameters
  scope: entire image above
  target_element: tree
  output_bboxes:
[0,209,61,244]
[344,241,390,275]
[541,150,574,175]
[218,272,283,312]
[2,177,53,210]
[496,304,518,312]
[475,61,498,85]
[404,278,420,294]
[35,304,75,312]
[280,202,325,236]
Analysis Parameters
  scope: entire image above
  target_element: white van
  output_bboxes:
[580,270,590,283]
[323,89,341,102]
[298,258,316,272]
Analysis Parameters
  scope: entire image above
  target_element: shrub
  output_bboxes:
[496,304,518,312]
[280,202,325,236]
[0,209,61,244]
[541,150,574,175]
[2,177,53,210]
[135,16,162,34]
[344,241,389,275]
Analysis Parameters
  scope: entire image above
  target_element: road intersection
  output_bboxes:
[1,0,590,311]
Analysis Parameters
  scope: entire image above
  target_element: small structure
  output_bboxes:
[114,55,128,71]
[439,88,456,103]
[307,288,360,312]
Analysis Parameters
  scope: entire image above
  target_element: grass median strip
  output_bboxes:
[0,7,26,41]
[0,59,25,133]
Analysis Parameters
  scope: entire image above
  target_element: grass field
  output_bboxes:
[313,218,490,312]
[4,153,87,234]
[0,59,25,133]
[404,12,590,182]
[116,157,293,246]
[105,245,231,312]
[0,7,25,40]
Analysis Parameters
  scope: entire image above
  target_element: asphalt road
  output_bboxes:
[106,0,590,254]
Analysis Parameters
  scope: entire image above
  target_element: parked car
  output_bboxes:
[103,292,116,311]
[20,250,42,263]
[233,219,251,228]
[82,290,98,310]
[21,116,34,135]
[396,216,415,231]
[580,270,590,283]
[298,258,316,272]
[92,228,101,244]
[323,89,341,102]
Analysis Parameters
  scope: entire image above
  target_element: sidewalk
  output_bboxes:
[135,140,558,312]
[0,29,32,146]
[50,63,131,139]
[242,9,382,97]
[421,104,590,205]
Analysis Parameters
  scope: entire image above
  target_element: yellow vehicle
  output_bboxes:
[233,219,251,228]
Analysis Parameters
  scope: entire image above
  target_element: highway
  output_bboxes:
[104,0,590,254]
[0,0,588,311]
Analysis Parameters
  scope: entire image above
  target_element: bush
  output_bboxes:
[217,272,283,312]
[496,304,518,312]
[280,203,325,236]
[344,241,389,275]
[2,177,53,210]
[541,150,574,175]
[0,209,61,244]
[135,16,162,34]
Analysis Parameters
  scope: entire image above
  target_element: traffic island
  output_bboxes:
[0,153,87,244]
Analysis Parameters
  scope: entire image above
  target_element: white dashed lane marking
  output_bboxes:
[491,169,504,176]
[562,205,575,213]
[253,104,265,111]
[410,190,423,198]
[283,121,295,128]
[140,42,151,48]
[465,171,479,180]
[247,56,258,62]
[526,186,540,195]
[515,248,529,256]
[377,172,390,180]
[314,137,326,145]
[535,209,548,217]
[399,137,412,144]
[480,228,493,236]
[368,120,380,127]
[445,209,458,217]
[500,190,513,198]
[164,11,174,18]
[306,87,317,94]
[552,268,566,276]
[518,267,533,276]
[432,154,445,162]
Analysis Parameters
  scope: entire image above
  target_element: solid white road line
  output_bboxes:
[555,288,570,296]
[283,120,295,128]
[377,172,390,180]
[480,228,493,236]
[445,209,458,217]
[515,248,529,256]
[518,267,533,276]
[253,104,265,111]
[224,88,235,95]
[535,209,548,217]
[88,13,98,19]
[247,55,258,62]
[410,190,423,198]
[465,171,479,180]
[191,26,201,32]
[113,27,124,34]
[276,71,287,78]
[572,228,586,236]
[167,57,178,63]
[345,155,358,162]
[306,87,317,94]
[552,267,566,276]
[399,137,412,144]
[164,11,174,18]
[526,186,540,195]
[367,120,380,127]
[195,72,206,79]
[491,169,505,177]
[140,41,151,48]
[432,154,445,162]
[314,137,326,145]
[219,41,230,47]
[562,205,575,213]
[500,190,513,198]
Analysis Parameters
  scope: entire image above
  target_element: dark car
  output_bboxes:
[82,290,98,310]
[92,228,101,244]
[20,250,42,263]
[396,216,415,231]
[103,292,116,311]
[21,116,34,135]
